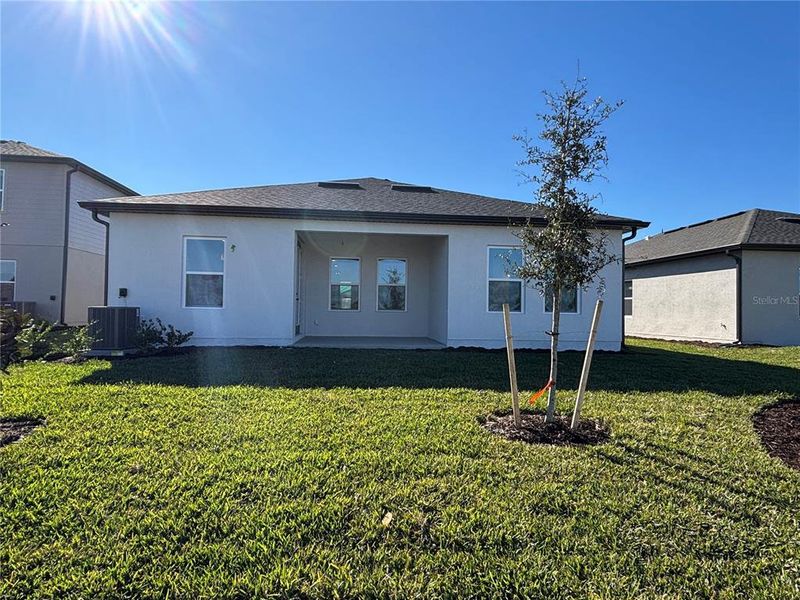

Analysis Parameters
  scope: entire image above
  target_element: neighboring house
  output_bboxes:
[79,178,647,350]
[0,141,137,324]
[625,208,800,346]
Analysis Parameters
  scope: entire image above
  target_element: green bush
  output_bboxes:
[3,313,98,364]
[60,324,96,359]
[136,318,164,351]
[0,307,24,370]
[162,321,193,348]
[136,318,193,352]
[16,316,55,359]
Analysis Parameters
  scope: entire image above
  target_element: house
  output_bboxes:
[78,178,648,350]
[624,208,800,346]
[0,141,138,324]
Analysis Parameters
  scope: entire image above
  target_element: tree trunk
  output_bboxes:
[546,286,561,423]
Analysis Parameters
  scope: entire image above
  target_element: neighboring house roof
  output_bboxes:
[79,177,648,229]
[626,208,800,265]
[0,140,138,196]
[0,140,64,158]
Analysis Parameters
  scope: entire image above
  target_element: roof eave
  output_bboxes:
[78,201,648,229]
[626,243,800,266]
[0,154,138,196]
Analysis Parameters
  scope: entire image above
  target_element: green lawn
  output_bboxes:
[1,339,798,599]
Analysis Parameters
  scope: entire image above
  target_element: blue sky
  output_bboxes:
[2,1,798,234]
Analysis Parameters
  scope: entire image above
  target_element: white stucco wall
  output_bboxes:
[299,231,445,338]
[446,226,623,349]
[741,250,800,346]
[624,254,738,343]
[108,213,298,345]
[428,237,448,343]
[107,213,624,349]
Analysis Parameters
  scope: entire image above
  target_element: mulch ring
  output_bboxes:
[0,417,45,448]
[752,399,800,471]
[480,411,610,446]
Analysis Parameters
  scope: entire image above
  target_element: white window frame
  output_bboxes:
[487,246,524,313]
[376,257,408,312]
[329,257,361,312]
[543,283,581,315]
[0,168,5,211]
[624,280,633,316]
[182,236,226,309]
[0,259,16,302]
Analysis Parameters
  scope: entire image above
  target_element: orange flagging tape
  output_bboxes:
[529,379,555,406]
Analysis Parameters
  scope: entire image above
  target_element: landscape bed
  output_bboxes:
[0,339,798,598]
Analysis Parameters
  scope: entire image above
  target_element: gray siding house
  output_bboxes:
[625,209,800,346]
[0,141,137,324]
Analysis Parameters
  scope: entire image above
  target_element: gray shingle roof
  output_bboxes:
[0,140,137,196]
[79,177,648,228]
[626,208,800,264]
[0,140,64,158]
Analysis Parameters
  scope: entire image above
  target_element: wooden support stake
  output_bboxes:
[502,303,522,428]
[571,299,604,430]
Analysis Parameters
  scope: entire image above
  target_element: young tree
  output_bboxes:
[514,77,621,423]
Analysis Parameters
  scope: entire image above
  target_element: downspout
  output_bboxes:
[725,249,742,344]
[91,209,110,305]
[620,227,639,350]
[60,165,80,324]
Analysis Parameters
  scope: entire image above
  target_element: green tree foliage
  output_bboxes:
[514,77,621,422]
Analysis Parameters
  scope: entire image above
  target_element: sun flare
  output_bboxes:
[66,0,199,74]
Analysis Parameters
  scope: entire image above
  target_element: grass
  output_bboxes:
[1,338,798,599]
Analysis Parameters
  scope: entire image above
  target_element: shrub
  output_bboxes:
[136,318,193,352]
[60,324,96,359]
[136,318,164,351]
[162,322,193,349]
[2,312,98,364]
[16,316,55,359]
[0,307,24,370]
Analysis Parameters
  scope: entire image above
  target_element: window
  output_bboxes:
[377,258,407,311]
[488,247,523,312]
[0,260,15,302]
[544,283,579,314]
[624,280,633,316]
[0,169,5,210]
[183,238,225,308]
[330,258,360,310]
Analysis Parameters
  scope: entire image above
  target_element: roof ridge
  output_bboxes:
[739,208,761,245]
[655,209,752,238]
